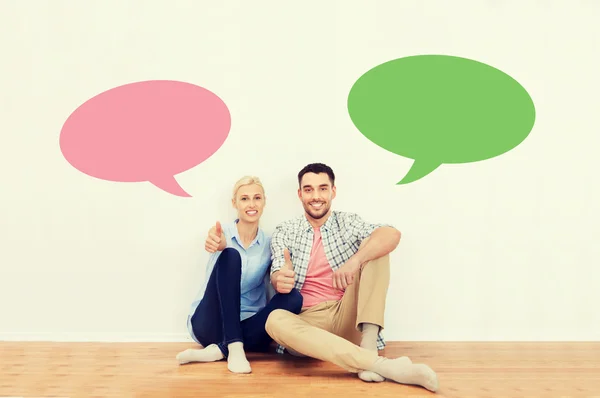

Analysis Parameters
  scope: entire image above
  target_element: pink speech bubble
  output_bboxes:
[59,80,231,197]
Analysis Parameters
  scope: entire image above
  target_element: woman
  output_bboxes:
[176,176,303,373]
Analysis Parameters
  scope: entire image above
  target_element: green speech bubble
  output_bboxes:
[347,55,536,184]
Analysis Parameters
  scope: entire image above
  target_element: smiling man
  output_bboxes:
[265,163,439,392]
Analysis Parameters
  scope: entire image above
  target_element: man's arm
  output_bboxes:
[350,226,401,267]
[270,270,280,289]
[332,215,401,290]
[269,224,288,288]
[345,212,401,267]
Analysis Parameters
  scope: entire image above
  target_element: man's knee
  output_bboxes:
[265,309,290,334]
[360,253,390,272]
[358,237,391,269]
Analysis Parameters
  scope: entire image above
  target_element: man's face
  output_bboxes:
[298,172,336,220]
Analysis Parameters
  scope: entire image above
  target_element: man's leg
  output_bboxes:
[265,309,439,392]
[240,289,303,353]
[285,301,339,357]
[332,249,391,381]
[265,307,376,370]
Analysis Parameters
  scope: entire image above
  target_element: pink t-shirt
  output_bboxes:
[300,227,344,307]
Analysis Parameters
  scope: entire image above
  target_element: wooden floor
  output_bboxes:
[1,342,599,398]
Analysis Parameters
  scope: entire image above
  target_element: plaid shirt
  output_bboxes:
[270,210,390,354]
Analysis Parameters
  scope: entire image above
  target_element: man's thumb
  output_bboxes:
[283,248,293,270]
[215,221,222,235]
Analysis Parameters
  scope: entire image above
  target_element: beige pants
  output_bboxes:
[265,251,390,373]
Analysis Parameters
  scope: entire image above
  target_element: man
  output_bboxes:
[266,163,439,392]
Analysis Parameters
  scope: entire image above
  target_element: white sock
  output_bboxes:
[358,323,387,382]
[227,342,251,374]
[176,344,224,365]
[370,357,439,392]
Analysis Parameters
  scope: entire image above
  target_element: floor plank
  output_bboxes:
[1,342,599,397]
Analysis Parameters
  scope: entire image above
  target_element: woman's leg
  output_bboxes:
[192,248,244,356]
[240,288,304,352]
[177,248,250,372]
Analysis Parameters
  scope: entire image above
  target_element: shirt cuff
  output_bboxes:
[270,262,283,275]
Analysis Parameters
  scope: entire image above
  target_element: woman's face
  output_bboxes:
[233,184,265,223]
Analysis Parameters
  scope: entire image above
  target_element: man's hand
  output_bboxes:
[274,249,295,294]
[332,257,361,291]
[205,221,226,253]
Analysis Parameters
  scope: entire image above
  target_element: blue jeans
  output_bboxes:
[190,248,303,357]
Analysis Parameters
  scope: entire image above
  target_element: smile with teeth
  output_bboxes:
[246,210,258,216]
[310,202,325,209]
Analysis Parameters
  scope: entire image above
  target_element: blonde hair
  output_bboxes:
[232,176,265,202]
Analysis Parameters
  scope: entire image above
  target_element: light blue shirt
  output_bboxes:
[186,219,274,343]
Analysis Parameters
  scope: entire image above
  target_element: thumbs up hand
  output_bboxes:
[275,249,296,294]
[283,248,293,270]
[205,221,226,253]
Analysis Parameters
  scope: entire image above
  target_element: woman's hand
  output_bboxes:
[205,221,226,253]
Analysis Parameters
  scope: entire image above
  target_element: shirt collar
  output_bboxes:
[301,211,336,232]
[232,219,262,246]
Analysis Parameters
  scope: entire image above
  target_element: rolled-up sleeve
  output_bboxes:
[270,223,288,275]
[346,213,393,245]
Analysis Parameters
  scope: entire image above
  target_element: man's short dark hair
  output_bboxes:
[297,163,335,187]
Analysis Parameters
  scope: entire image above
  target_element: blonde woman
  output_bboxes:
[176,176,302,374]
